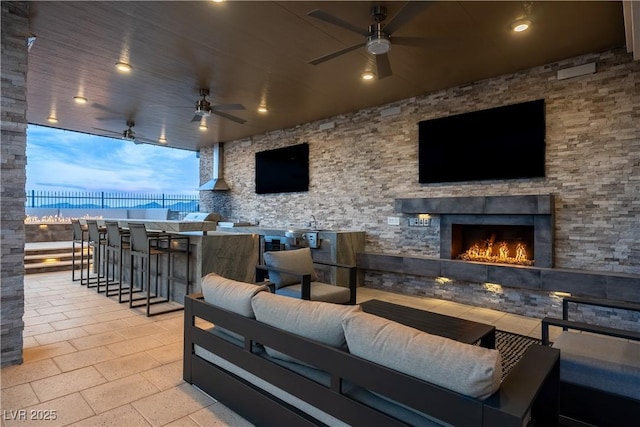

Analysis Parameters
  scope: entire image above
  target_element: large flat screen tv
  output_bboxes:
[418,99,546,184]
[255,143,309,194]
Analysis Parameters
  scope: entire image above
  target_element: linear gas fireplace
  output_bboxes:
[452,224,535,266]
[396,195,554,268]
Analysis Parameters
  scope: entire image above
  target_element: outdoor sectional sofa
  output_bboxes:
[183,273,560,427]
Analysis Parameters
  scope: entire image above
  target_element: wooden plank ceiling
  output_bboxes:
[26,1,625,151]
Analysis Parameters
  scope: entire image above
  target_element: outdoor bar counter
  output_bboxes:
[102,219,259,304]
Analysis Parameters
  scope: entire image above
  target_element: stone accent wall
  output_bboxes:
[202,48,639,277]
[1,1,29,366]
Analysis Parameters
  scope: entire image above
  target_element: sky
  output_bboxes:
[26,125,200,195]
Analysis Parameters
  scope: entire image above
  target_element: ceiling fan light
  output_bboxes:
[366,37,391,55]
[73,96,87,104]
[512,19,531,32]
[115,61,132,72]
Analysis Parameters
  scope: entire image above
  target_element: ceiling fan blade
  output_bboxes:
[309,42,365,65]
[391,36,434,47]
[91,103,119,114]
[213,104,245,111]
[91,127,121,135]
[376,53,392,79]
[307,9,369,36]
[191,114,203,123]
[383,1,430,35]
[211,110,246,125]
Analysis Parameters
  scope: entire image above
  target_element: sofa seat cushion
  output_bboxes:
[251,291,360,363]
[343,312,502,400]
[263,248,317,289]
[553,331,640,400]
[276,282,351,304]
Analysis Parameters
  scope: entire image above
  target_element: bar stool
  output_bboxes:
[104,221,130,301]
[71,219,88,283]
[128,223,190,316]
[86,220,107,293]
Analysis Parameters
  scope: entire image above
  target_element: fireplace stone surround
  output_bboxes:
[353,195,640,305]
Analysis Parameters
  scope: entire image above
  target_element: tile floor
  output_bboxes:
[1,271,562,426]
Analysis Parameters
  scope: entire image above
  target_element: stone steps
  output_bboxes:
[24,241,89,275]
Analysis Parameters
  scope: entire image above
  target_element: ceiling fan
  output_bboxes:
[190,88,246,125]
[307,2,431,79]
[92,120,154,145]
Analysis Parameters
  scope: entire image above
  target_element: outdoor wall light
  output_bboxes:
[73,96,87,104]
[115,61,132,72]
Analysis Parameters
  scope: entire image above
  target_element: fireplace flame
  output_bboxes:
[459,240,533,266]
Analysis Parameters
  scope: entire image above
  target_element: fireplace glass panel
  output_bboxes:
[452,224,535,266]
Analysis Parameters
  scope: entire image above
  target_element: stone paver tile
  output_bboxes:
[91,309,137,322]
[151,330,183,345]
[164,416,200,426]
[116,323,168,340]
[132,383,215,427]
[140,360,184,391]
[22,336,38,348]
[494,313,541,336]
[30,366,107,402]
[189,403,254,427]
[23,323,56,337]
[458,306,506,324]
[35,303,79,316]
[81,319,131,335]
[3,393,95,427]
[22,341,77,363]
[23,313,68,326]
[94,351,163,382]
[53,346,119,372]
[81,374,159,414]
[146,342,183,364]
[34,327,89,346]
[0,383,39,411]
[69,331,126,351]
[106,335,165,357]
[67,404,152,427]
[0,359,62,389]
[49,315,99,331]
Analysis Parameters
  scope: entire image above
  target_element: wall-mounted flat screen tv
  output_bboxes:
[255,143,309,194]
[418,99,545,184]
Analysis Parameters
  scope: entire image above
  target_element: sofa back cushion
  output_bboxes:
[263,248,317,289]
[343,311,502,400]
[251,291,360,363]
[201,272,269,318]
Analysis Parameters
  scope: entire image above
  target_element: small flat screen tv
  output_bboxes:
[418,99,545,184]
[255,143,309,194]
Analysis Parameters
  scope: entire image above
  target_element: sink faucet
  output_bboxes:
[309,215,317,230]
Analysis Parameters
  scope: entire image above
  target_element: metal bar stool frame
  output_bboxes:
[104,221,131,301]
[128,223,190,317]
[71,219,88,283]
[85,220,108,293]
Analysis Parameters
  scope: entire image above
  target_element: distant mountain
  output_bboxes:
[36,199,199,211]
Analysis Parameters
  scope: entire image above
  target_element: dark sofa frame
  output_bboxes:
[541,296,640,427]
[184,293,560,427]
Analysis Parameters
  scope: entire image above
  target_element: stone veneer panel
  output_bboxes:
[1,1,28,366]
[200,48,639,318]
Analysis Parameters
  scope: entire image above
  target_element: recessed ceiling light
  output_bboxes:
[257,106,268,113]
[199,123,208,131]
[73,96,87,104]
[512,19,531,32]
[158,136,167,143]
[361,71,375,81]
[115,61,132,72]
[47,116,58,124]
[211,0,225,3]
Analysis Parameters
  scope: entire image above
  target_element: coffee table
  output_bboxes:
[360,299,496,349]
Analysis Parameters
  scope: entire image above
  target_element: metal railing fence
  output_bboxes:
[26,190,199,218]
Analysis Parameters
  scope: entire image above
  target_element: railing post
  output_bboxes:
[101,191,105,209]
[162,193,165,208]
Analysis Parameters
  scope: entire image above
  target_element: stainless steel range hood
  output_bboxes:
[198,142,230,191]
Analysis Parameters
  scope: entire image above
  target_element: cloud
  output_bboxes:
[26,125,199,194]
